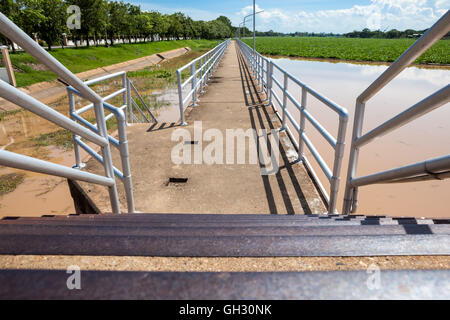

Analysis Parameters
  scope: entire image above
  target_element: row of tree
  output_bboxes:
[0,0,234,51]
[244,28,450,40]
[344,28,427,39]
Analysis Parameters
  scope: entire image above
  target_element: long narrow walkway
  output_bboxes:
[84,41,325,214]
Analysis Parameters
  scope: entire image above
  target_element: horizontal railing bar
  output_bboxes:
[270,61,347,117]
[104,112,116,123]
[71,113,119,147]
[302,155,331,203]
[350,154,450,187]
[358,11,450,104]
[271,75,283,90]
[271,89,282,107]
[0,81,107,147]
[183,90,194,106]
[182,75,195,88]
[74,88,127,116]
[283,89,336,146]
[83,71,126,86]
[284,108,301,132]
[303,109,337,148]
[384,170,450,184]
[104,88,127,101]
[177,41,228,73]
[0,149,114,186]
[71,113,99,132]
[302,133,333,180]
[75,102,94,115]
[74,137,124,179]
[354,84,450,148]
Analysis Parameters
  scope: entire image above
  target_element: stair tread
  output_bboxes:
[0,233,448,256]
[1,269,448,299]
[0,223,447,236]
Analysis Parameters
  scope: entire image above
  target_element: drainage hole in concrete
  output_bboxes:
[168,177,188,184]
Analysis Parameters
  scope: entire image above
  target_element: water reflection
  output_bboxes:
[272,57,450,217]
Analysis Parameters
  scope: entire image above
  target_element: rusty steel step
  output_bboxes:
[1,214,442,228]
[0,233,449,256]
[0,223,448,237]
[0,214,448,256]
[0,269,448,299]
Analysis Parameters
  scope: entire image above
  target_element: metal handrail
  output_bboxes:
[67,70,157,213]
[0,12,121,213]
[236,39,348,214]
[342,10,450,214]
[176,39,231,125]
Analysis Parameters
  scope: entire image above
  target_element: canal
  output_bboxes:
[271,57,450,217]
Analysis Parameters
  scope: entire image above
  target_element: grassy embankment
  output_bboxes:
[243,37,450,65]
[0,39,218,87]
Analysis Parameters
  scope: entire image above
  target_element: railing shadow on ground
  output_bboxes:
[146,122,178,132]
[235,44,313,215]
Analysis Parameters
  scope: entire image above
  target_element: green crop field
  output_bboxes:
[1,39,218,87]
[243,37,450,65]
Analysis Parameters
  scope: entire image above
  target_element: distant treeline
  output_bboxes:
[0,0,234,51]
[249,28,450,40]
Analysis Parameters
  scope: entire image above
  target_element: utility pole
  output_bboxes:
[240,10,263,41]
[253,0,256,54]
[0,45,16,87]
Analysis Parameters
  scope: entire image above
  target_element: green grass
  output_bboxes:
[0,173,25,196]
[1,39,218,87]
[32,129,73,150]
[243,37,450,64]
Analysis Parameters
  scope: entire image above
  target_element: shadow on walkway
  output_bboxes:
[235,45,312,215]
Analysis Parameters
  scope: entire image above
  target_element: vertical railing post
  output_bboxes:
[281,73,288,131]
[208,51,213,80]
[191,62,198,106]
[122,73,128,124]
[116,112,135,213]
[267,61,273,106]
[126,78,133,124]
[298,86,307,160]
[94,101,121,214]
[259,56,264,93]
[176,70,187,126]
[199,57,204,94]
[68,91,83,169]
[329,115,348,214]
[343,101,366,214]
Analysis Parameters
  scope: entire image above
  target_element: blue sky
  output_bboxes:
[131,0,449,33]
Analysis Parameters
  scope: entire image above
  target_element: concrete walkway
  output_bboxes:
[84,41,326,214]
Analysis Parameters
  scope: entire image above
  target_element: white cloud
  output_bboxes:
[236,1,449,33]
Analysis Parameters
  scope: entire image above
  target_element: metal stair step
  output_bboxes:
[1,269,448,299]
[0,233,448,256]
[0,223,447,237]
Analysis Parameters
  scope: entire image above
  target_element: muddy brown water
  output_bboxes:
[270,58,450,218]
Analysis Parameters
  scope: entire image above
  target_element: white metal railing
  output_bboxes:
[67,71,156,213]
[176,39,230,125]
[342,10,450,214]
[236,39,349,214]
[0,13,123,213]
